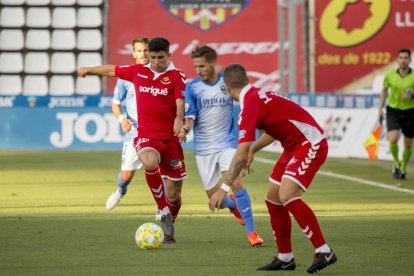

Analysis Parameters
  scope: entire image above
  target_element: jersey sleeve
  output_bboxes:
[238,100,259,144]
[184,83,197,120]
[115,64,135,82]
[174,70,186,99]
[112,79,127,105]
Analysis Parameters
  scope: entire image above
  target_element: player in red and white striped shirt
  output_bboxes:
[209,64,337,273]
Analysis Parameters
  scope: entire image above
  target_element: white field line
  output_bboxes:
[254,157,414,195]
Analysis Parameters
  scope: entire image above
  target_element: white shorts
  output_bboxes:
[195,148,236,191]
[121,141,143,171]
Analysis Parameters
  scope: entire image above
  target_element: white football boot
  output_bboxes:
[106,190,124,210]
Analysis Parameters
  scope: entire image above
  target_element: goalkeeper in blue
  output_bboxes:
[180,45,263,246]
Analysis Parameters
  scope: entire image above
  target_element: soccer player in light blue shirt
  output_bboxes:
[180,45,263,246]
[106,37,149,210]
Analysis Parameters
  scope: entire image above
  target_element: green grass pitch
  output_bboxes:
[0,150,413,275]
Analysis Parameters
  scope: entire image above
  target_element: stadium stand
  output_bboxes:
[22,75,48,96]
[0,29,24,50]
[0,75,21,95]
[0,1,105,95]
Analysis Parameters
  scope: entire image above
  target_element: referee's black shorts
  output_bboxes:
[386,106,414,138]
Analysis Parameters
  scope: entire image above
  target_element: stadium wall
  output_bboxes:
[1,94,398,162]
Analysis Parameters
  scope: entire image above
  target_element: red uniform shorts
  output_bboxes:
[134,137,186,181]
[269,139,328,191]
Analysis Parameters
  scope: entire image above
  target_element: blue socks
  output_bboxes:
[234,188,255,235]
[117,172,131,195]
[220,195,236,209]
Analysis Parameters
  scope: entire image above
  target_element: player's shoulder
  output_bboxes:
[187,76,202,87]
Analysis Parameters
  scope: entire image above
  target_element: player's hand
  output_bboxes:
[246,150,255,174]
[209,189,227,212]
[77,68,88,78]
[121,119,132,133]
[179,125,190,137]
[400,91,413,100]
[173,117,183,137]
[378,109,384,125]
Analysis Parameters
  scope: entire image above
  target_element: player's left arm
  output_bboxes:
[174,98,185,137]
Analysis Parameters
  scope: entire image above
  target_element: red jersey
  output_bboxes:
[115,62,186,140]
[238,85,325,151]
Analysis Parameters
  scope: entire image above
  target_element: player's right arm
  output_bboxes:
[180,82,196,139]
[112,80,131,133]
[378,73,389,124]
[77,65,116,77]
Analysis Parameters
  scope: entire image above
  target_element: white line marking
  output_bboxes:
[254,157,414,195]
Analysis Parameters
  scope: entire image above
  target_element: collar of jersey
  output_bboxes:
[144,62,176,80]
[239,84,252,109]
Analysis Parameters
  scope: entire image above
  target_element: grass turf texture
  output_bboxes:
[0,150,413,275]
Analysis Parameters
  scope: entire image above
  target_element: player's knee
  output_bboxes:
[278,191,296,204]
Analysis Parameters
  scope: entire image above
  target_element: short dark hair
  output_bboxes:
[148,37,169,52]
[191,45,217,63]
[223,64,249,89]
[398,48,411,56]
[132,36,149,49]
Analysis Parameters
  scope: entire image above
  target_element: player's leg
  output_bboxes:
[387,106,402,178]
[232,180,264,246]
[400,136,412,179]
[257,152,295,271]
[164,178,182,223]
[281,140,336,273]
[136,138,174,240]
[106,141,141,210]
[196,153,238,211]
[158,139,186,241]
[388,130,401,178]
[400,110,414,179]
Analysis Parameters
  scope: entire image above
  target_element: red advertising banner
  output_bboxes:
[314,0,414,92]
[107,0,305,93]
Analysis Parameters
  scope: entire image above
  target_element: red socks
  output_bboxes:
[265,199,292,253]
[285,197,326,249]
[167,199,182,223]
[145,167,167,210]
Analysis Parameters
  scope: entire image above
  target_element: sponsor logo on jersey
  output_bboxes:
[139,86,168,96]
[137,73,148,79]
[160,76,171,84]
[239,129,246,139]
[170,159,183,170]
[159,0,250,31]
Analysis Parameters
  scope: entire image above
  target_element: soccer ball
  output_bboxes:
[135,223,164,249]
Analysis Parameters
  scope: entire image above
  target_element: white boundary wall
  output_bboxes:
[263,107,408,161]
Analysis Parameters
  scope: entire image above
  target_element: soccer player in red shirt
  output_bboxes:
[209,64,337,273]
[77,37,186,243]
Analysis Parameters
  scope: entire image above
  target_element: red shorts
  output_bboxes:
[269,139,328,191]
[134,137,186,180]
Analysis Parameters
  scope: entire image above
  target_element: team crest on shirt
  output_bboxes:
[159,0,251,31]
[220,84,228,94]
[161,76,171,84]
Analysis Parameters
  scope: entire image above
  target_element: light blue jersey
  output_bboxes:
[113,79,137,142]
[185,72,238,155]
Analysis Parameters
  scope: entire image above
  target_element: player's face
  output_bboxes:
[149,51,170,73]
[397,52,411,70]
[132,42,149,65]
[193,57,216,83]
